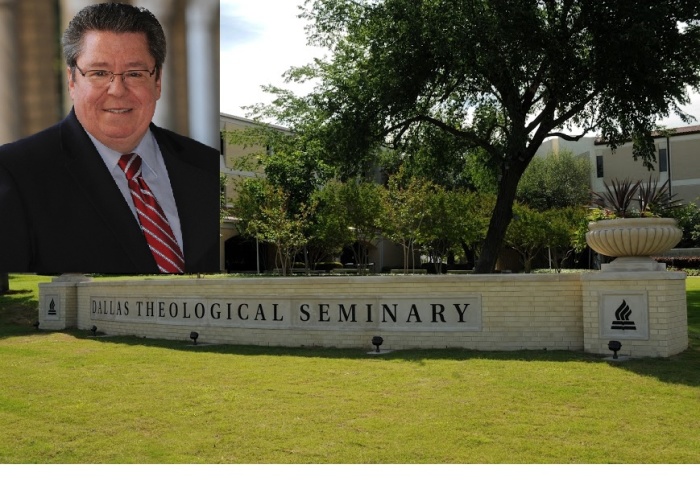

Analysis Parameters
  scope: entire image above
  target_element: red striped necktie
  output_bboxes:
[118,153,185,273]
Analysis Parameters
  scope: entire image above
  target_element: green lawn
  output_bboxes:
[1,274,698,463]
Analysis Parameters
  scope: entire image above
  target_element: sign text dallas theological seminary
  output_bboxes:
[90,295,483,331]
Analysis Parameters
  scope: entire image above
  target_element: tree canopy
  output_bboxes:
[253,0,700,272]
[517,150,591,210]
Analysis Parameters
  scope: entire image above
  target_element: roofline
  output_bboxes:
[220,112,291,133]
[594,124,700,145]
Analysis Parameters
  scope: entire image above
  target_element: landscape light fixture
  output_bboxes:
[90,325,97,336]
[608,340,622,359]
[190,331,199,345]
[372,336,383,353]
[33,321,40,330]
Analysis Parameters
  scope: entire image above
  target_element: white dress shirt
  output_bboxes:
[87,130,184,253]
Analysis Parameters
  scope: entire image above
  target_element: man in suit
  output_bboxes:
[0,3,219,274]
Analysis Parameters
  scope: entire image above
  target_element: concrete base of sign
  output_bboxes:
[37,271,688,358]
[367,350,393,355]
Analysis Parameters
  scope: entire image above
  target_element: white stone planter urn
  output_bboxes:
[586,217,683,271]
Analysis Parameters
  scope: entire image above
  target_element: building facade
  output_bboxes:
[536,126,700,204]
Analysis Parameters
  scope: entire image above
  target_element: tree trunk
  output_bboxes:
[0,272,9,294]
[475,165,524,273]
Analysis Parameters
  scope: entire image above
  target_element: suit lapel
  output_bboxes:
[58,109,157,271]
[153,125,218,272]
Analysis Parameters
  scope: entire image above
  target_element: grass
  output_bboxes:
[0,274,699,463]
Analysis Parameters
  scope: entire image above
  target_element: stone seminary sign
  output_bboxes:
[37,274,688,357]
[89,295,482,332]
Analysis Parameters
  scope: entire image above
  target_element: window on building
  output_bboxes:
[659,148,668,172]
[596,155,604,178]
[220,132,224,155]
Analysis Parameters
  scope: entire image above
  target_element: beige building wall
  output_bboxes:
[593,141,665,192]
[219,112,287,209]
[537,127,700,205]
[537,136,596,161]
[664,134,700,203]
[593,128,700,203]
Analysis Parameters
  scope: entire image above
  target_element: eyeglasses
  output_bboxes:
[74,65,157,88]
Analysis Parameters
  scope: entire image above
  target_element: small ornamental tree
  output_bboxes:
[505,203,551,273]
[336,179,386,271]
[544,207,587,272]
[232,179,309,275]
[306,181,355,268]
[506,205,586,272]
[225,125,335,214]
[382,173,433,272]
[416,186,485,272]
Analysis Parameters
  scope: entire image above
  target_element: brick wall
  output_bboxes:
[37,273,688,357]
[582,272,688,357]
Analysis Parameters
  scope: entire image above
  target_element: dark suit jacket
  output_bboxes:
[0,109,220,274]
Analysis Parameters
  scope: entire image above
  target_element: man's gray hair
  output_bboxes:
[62,3,166,78]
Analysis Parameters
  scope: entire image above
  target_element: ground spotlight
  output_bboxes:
[33,321,40,330]
[190,331,199,345]
[372,336,383,353]
[90,325,98,336]
[608,340,622,359]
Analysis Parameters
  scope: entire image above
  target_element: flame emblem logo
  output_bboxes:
[47,298,57,316]
[611,300,636,330]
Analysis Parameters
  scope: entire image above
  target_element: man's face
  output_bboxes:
[68,30,161,153]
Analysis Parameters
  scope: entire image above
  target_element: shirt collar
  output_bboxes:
[87,129,159,179]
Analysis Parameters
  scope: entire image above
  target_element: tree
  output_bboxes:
[505,203,550,273]
[417,186,485,272]
[384,123,490,191]
[306,181,355,268]
[382,172,433,272]
[226,125,335,214]
[543,206,587,271]
[335,179,386,271]
[505,204,584,272]
[232,179,309,275]
[517,150,591,211]
[266,0,700,272]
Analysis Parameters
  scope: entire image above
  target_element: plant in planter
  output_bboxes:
[586,177,683,271]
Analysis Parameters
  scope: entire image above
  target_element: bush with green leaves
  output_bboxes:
[668,201,700,248]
